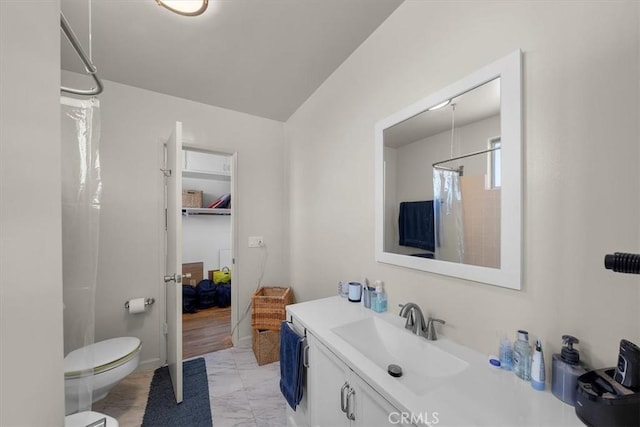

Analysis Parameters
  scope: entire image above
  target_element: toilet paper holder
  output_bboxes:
[124,298,155,309]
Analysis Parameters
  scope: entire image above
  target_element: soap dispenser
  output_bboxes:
[551,335,587,405]
[371,280,387,313]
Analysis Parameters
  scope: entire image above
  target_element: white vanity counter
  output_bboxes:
[287,296,584,426]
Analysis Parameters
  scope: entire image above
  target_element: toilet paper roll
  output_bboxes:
[128,298,146,314]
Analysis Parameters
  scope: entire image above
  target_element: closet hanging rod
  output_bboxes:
[60,12,103,96]
[432,146,500,168]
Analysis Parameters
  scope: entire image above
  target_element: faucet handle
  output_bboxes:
[426,318,445,340]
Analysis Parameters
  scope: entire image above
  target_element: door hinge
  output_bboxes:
[163,323,168,335]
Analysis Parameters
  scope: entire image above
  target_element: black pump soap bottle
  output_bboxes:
[551,335,587,405]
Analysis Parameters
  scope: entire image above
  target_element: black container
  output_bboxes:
[575,368,640,427]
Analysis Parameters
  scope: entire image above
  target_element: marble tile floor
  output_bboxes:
[92,341,286,427]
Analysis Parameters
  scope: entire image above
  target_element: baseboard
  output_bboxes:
[237,334,252,347]
[138,357,162,372]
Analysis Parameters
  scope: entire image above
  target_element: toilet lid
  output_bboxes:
[65,411,118,427]
[64,337,141,377]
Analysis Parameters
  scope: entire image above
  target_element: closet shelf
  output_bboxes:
[182,208,231,216]
[183,169,230,181]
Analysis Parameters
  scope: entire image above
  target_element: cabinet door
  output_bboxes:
[306,332,409,427]
[308,333,351,427]
[351,374,403,427]
[185,150,230,175]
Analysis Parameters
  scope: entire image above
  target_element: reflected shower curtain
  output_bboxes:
[61,96,101,414]
[433,169,464,263]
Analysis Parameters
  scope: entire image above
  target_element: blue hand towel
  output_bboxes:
[398,200,435,252]
[279,321,305,410]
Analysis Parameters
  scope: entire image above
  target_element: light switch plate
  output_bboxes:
[248,236,264,248]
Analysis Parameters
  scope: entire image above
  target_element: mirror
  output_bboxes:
[375,50,522,289]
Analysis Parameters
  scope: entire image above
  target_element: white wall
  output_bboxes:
[182,215,231,275]
[62,71,288,369]
[286,1,640,368]
[0,1,65,425]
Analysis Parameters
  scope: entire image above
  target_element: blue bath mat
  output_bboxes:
[142,358,212,427]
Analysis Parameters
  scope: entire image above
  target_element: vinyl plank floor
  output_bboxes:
[183,306,233,359]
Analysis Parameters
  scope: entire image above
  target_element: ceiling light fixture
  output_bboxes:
[156,0,208,17]
[427,99,451,111]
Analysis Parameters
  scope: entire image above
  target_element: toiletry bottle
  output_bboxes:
[531,338,545,390]
[513,330,532,380]
[551,335,587,405]
[370,280,378,311]
[362,278,370,307]
[372,281,387,313]
[363,286,372,309]
[499,338,513,371]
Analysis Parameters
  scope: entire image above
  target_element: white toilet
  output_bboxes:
[64,337,141,415]
[65,411,119,427]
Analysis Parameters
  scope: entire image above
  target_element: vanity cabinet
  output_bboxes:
[288,297,584,427]
[306,332,403,427]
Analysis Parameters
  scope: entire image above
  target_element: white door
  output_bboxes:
[164,121,183,403]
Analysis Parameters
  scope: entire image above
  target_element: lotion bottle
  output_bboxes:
[531,338,545,390]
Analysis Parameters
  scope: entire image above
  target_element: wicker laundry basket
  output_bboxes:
[251,286,294,331]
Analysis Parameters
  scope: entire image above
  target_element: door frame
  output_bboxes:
[180,143,239,346]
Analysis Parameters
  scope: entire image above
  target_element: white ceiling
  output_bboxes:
[384,77,501,148]
[61,0,403,121]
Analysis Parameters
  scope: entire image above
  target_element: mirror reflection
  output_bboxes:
[383,78,501,268]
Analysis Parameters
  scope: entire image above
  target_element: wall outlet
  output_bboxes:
[248,236,264,248]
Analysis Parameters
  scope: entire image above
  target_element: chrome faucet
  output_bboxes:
[399,303,446,340]
[425,317,446,341]
[398,303,428,338]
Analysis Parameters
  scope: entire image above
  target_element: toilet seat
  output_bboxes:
[65,337,141,379]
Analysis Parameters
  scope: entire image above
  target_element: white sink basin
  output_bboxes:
[331,316,468,395]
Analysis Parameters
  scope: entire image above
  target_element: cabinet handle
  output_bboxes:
[346,387,356,421]
[303,343,310,368]
[340,382,349,414]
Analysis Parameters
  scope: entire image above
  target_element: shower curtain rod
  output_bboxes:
[60,12,103,96]
[432,146,501,169]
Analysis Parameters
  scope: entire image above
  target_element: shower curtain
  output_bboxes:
[433,168,464,263]
[61,96,101,414]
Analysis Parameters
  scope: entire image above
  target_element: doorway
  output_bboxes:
[180,147,235,359]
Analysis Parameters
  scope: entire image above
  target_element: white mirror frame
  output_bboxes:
[375,50,522,290]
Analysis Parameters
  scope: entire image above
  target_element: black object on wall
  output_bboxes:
[604,252,640,275]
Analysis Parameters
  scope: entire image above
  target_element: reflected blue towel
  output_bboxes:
[398,200,435,252]
[279,321,305,410]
